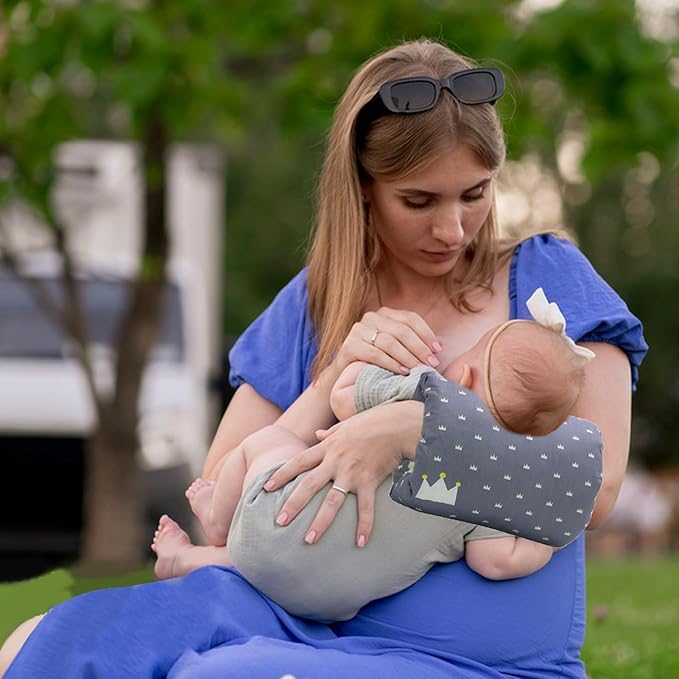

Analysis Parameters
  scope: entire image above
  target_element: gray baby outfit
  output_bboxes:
[227,364,504,623]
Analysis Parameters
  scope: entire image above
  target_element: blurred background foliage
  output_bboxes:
[1,0,678,468]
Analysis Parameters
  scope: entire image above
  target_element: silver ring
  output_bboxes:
[331,484,349,496]
[369,330,380,345]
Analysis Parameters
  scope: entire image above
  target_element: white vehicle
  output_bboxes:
[0,142,225,578]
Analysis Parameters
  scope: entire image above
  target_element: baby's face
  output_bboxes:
[439,327,494,388]
[441,362,460,382]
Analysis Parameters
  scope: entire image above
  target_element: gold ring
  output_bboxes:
[331,484,349,496]
[369,330,380,345]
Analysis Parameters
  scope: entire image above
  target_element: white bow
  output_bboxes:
[525,288,595,361]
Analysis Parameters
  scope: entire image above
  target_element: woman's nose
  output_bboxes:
[432,206,464,245]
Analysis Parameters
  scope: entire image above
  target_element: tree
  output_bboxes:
[0,0,373,566]
[0,0,246,565]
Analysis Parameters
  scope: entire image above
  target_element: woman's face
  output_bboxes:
[364,144,493,278]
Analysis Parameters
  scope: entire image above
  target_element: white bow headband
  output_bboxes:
[525,287,595,361]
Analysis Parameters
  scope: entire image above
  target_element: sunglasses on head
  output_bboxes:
[368,67,505,116]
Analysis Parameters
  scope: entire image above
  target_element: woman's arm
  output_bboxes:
[570,341,632,528]
[205,305,441,482]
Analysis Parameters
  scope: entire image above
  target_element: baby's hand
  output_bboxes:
[330,361,370,421]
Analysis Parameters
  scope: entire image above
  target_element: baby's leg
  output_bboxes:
[464,535,554,580]
[187,424,307,547]
[151,514,234,579]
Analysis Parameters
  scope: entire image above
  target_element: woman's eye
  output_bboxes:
[404,198,431,209]
[463,187,486,202]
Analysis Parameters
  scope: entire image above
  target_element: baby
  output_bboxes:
[152,288,595,621]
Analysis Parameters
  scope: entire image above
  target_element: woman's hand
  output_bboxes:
[334,307,442,376]
[263,400,424,547]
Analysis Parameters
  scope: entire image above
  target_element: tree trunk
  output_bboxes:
[79,110,169,566]
[80,412,145,565]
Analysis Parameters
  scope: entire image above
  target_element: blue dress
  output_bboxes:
[6,235,648,679]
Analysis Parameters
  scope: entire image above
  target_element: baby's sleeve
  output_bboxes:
[354,364,436,412]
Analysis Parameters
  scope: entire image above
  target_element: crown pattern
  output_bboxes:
[414,473,461,506]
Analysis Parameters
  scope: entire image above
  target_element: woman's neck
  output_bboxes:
[373,255,463,315]
[375,274,447,314]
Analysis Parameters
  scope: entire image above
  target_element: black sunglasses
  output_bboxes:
[370,67,505,115]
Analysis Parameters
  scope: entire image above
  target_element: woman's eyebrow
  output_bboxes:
[397,177,492,196]
[465,177,492,192]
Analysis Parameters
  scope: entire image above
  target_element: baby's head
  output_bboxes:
[444,320,590,437]
[485,321,588,436]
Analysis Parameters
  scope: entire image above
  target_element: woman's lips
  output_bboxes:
[421,250,458,263]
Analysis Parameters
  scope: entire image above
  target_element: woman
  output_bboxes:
[0,38,647,679]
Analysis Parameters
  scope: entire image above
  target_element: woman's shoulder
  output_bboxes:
[508,231,648,388]
[227,267,316,410]
[509,232,608,302]
[512,231,586,270]
[270,268,309,306]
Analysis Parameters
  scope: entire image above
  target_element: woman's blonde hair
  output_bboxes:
[307,38,512,379]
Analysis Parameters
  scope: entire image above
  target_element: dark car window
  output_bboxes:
[0,271,184,360]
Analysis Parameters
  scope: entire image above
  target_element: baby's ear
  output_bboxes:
[458,363,473,389]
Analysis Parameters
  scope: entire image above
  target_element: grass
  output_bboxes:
[0,566,154,642]
[1,556,678,676]
[583,556,679,679]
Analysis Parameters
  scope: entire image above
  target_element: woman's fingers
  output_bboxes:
[292,481,377,547]
[362,308,441,370]
[290,483,375,547]
[300,483,350,545]
[354,486,376,547]
[271,462,335,527]
[380,307,441,353]
[334,308,442,376]
[315,422,342,440]
[263,445,323,492]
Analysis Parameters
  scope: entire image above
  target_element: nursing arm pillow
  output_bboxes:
[390,371,603,547]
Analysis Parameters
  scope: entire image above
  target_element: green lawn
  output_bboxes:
[1,556,678,676]
[583,557,679,679]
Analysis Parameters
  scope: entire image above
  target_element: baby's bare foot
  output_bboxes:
[185,478,215,520]
[185,478,225,546]
[151,514,192,580]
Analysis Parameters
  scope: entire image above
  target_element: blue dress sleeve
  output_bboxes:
[228,269,317,411]
[510,234,649,390]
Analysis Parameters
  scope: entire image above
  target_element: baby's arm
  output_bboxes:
[464,535,554,580]
[329,361,371,421]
